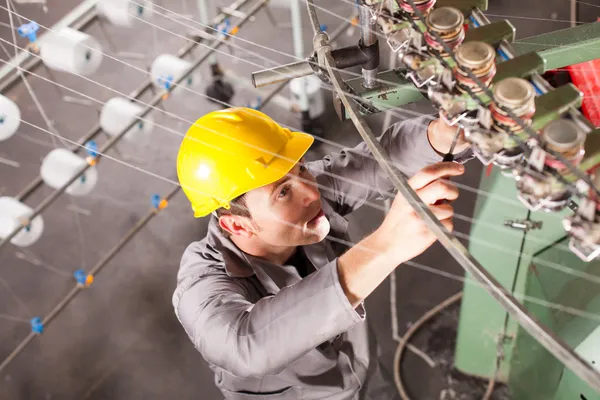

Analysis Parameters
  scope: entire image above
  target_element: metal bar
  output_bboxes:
[359,4,378,88]
[0,1,99,93]
[197,0,217,64]
[252,60,314,88]
[307,0,600,394]
[290,0,309,112]
[0,0,268,253]
[0,185,181,374]
[12,0,253,203]
[512,22,600,71]
[222,69,296,112]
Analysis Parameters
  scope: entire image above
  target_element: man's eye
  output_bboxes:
[278,187,289,198]
[299,164,306,173]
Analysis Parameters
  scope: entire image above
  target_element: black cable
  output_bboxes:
[442,126,461,162]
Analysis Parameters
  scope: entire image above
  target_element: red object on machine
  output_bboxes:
[567,19,600,127]
[568,58,600,127]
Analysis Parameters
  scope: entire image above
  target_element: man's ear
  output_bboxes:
[218,215,256,238]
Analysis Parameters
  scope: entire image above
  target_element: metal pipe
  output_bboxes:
[252,60,314,88]
[359,5,376,47]
[222,69,296,112]
[307,0,600,394]
[197,0,217,64]
[252,41,377,88]
[0,0,268,253]
[359,4,378,88]
[13,0,252,203]
[290,0,309,113]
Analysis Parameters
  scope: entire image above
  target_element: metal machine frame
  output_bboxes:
[252,0,600,397]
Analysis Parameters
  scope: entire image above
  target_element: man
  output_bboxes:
[173,107,471,399]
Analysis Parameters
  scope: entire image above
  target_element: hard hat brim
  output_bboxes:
[193,130,314,218]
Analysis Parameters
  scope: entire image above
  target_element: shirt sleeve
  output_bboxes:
[309,114,473,216]
[175,259,364,378]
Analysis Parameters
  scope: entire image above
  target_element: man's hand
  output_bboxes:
[427,118,471,156]
[337,162,464,308]
[377,162,464,264]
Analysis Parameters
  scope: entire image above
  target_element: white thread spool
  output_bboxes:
[100,97,154,140]
[40,149,98,196]
[96,0,154,27]
[40,28,103,76]
[0,197,44,247]
[290,75,325,119]
[0,95,20,141]
[150,54,200,95]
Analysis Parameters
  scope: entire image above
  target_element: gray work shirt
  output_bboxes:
[173,115,472,399]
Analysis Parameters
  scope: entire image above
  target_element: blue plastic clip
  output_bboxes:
[74,269,87,286]
[216,18,231,35]
[30,317,43,334]
[85,140,98,158]
[151,194,161,209]
[158,74,174,90]
[320,24,327,32]
[18,21,39,44]
[248,96,262,110]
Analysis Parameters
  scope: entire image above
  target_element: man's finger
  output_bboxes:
[429,203,454,221]
[416,180,459,204]
[408,162,465,190]
[441,217,454,232]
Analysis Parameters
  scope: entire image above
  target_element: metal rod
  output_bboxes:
[197,0,217,64]
[306,0,600,394]
[0,185,181,374]
[13,0,253,204]
[252,60,314,87]
[290,0,309,112]
[0,0,267,253]
[223,69,296,112]
[359,4,378,89]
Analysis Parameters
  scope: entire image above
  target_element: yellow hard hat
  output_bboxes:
[177,107,314,218]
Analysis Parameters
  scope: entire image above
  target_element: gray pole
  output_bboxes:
[359,4,378,89]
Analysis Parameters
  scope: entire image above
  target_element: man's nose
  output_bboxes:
[299,179,320,207]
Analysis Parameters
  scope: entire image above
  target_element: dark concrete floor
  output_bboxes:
[0,0,598,399]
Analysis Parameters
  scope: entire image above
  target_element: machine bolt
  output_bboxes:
[504,219,543,232]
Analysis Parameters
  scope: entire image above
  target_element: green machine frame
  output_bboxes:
[337,19,600,399]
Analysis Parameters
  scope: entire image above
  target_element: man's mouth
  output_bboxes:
[307,209,325,225]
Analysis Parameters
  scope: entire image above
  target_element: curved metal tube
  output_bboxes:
[304,0,600,393]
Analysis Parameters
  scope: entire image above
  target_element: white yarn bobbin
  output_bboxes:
[100,97,154,141]
[40,149,98,196]
[0,197,44,247]
[40,27,103,76]
[0,95,20,141]
[150,54,201,96]
[96,0,154,27]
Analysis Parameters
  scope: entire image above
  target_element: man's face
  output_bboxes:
[243,160,330,247]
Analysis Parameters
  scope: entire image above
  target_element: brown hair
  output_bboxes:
[215,194,251,237]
